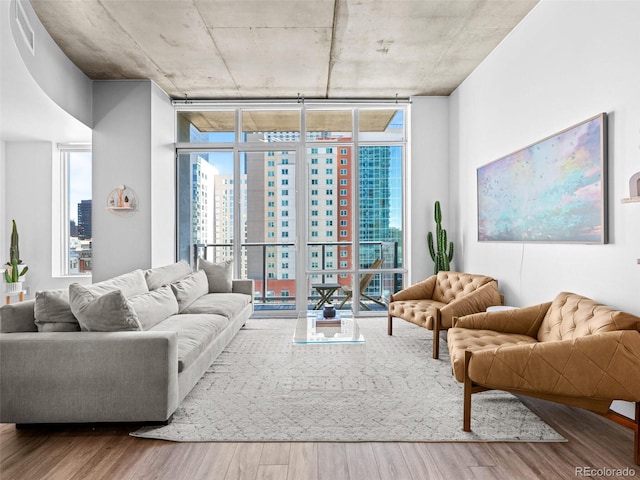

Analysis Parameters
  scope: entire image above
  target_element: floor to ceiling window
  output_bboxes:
[57,146,92,276]
[176,102,407,316]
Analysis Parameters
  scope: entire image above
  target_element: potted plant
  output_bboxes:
[427,200,454,274]
[4,220,28,292]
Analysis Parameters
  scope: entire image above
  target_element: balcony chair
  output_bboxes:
[447,292,640,465]
[388,271,502,359]
[338,259,385,310]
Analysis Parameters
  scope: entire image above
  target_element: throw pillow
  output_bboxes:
[34,289,80,332]
[87,269,149,298]
[198,257,233,293]
[69,283,142,332]
[170,269,209,312]
[128,285,179,330]
[144,260,193,290]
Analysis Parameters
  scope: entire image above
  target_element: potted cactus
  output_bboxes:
[4,220,28,292]
[427,201,454,274]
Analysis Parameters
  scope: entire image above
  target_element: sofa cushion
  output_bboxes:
[171,270,209,313]
[432,271,494,304]
[538,292,640,342]
[145,261,193,290]
[34,289,80,332]
[69,283,142,332]
[150,313,229,372]
[447,327,538,382]
[181,292,252,319]
[128,285,179,330]
[388,299,446,330]
[198,257,233,293]
[87,269,149,298]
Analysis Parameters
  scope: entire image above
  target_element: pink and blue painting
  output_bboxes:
[477,113,607,243]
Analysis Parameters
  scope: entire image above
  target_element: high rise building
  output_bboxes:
[191,155,216,245]
[245,134,296,299]
[191,154,249,276]
[358,145,399,296]
[77,200,92,240]
[358,145,391,243]
[186,131,396,305]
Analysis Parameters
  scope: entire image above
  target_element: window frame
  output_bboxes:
[174,102,409,315]
[55,145,92,278]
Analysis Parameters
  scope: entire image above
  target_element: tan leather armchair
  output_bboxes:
[387,271,502,358]
[448,292,640,465]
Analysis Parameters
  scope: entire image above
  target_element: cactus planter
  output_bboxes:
[4,220,28,285]
[5,281,23,293]
[427,201,454,274]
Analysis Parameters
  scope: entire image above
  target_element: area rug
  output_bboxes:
[131,318,565,443]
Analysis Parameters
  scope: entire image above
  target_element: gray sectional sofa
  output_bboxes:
[0,260,253,425]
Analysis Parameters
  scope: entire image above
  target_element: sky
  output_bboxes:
[68,151,92,223]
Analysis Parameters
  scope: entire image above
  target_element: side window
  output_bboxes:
[59,148,92,275]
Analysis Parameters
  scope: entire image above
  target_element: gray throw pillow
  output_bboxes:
[128,285,179,330]
[34,289,80,332]
[69,283,142,332]
[170,269,209,312]
[87,269,149,298]
[144,261,193,290]
[198,257,233,293]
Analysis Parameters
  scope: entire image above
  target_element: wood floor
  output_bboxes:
[1,397,638,480]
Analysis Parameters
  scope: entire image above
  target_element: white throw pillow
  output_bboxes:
[170,270,209,312]
[86,269,149,298]
[198,257,233,293]
[144,261,193,290]
[69,283,142,332]
[128,285,179,330]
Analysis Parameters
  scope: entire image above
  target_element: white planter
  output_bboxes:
[5,281,23,293]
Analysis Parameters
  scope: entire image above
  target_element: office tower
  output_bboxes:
[77,200,92,240]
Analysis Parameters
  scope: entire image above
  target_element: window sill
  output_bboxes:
[52,274,93,280]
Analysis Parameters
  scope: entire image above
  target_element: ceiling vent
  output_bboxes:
[15,0,35,55]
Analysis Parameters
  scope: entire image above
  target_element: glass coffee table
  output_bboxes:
[293,310,364,345]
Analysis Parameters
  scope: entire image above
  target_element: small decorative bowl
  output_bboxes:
[323,304,336,318]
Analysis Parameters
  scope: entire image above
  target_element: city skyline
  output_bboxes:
[184,131,403,302]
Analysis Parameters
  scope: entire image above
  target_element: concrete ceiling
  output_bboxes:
[29,0,539,100]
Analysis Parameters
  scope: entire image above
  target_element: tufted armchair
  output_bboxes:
[387,271,502,359]
[448,292,640,465]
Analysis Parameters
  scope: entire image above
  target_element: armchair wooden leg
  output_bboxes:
[463,350,472,431]
[387,313,393,335]
[601,401,640,465]
[432,312,441,359]
[635,401,639,465]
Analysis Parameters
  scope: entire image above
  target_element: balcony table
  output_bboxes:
[311,283,341,310]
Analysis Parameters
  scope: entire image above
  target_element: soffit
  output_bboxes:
[181,109,396,133]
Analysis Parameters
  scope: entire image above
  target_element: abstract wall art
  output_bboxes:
[477,113,607,243]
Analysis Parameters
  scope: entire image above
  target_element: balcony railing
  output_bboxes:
[193,241,402,311]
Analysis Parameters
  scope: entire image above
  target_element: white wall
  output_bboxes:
[408,97,450,284]
[1,0,91,144]
[3,142,91,293]
[450,0,640,315]
[0,141,5,273]
[92,80,174,282]
[150,83,176,267]
[9,0,92,127]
